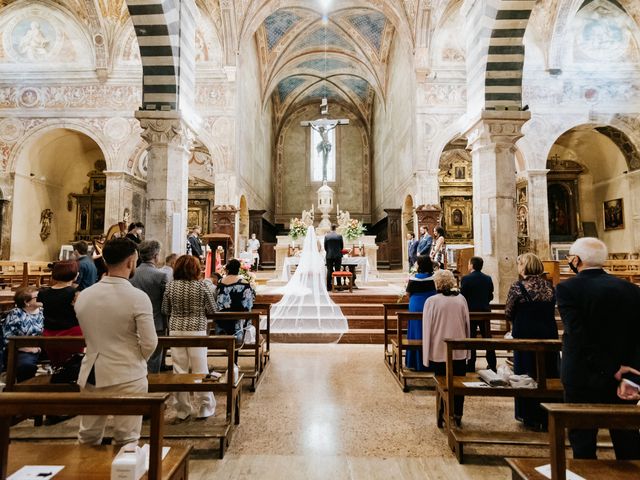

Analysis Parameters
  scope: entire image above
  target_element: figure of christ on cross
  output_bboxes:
[300,117,349,183]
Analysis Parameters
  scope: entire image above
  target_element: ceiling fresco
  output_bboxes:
[256,6,396,132]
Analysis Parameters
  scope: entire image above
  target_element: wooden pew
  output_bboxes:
[208,311,265,391]
[382,302,408,376]
[436,338,563,463]
[0,261,25,290]
[0,392,190,480]
[507,403,640,480]
[393,311,435,391]
[5,335,242,458]
[251,302,272,369]
[26,261,53,287]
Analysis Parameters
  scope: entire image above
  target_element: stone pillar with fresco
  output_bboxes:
[136,111,193,257]
[524,169,551,259]
[465,111,530,301]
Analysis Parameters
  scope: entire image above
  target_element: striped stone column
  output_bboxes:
[466,110,530,300]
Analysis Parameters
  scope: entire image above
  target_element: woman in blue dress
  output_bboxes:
[405,255,436,370]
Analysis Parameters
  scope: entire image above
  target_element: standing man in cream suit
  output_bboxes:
[75,238,157,446]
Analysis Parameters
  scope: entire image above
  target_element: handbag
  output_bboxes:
[50,353,84,384]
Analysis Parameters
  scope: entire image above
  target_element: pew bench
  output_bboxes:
[5,335,242,458]
[436,338,563,463]
[251,303,272,369]
[207,311,267,391]
[507,403,640,480]
[392,311,435,391]
[0,392,190,480]
[382,303,408,377]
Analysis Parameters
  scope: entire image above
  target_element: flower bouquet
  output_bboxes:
[343,219,366,242]
[239,259,257,290]
[289,218,308,241]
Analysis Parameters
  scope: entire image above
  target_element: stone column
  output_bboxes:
[465,111,530,301]
[415,169,441,206]
[136,111,193,257]
[526,169,551,259]
[626,169,640,253]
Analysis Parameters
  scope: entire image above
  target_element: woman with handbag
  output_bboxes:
[505,253,559,431]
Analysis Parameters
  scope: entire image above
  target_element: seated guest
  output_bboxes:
[160,253,178,281]
[38,260,83,367]
[405,255,436,371]
[422,269,470,426]
[162,255,217,420]
[216,259,255,345]
[2,287,43,382]
[460,256,496,372]
[72,241,97,291]
[505,253,559,430]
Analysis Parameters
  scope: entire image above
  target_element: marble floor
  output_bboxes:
[189,344,515,479]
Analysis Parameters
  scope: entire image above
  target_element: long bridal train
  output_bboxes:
[270,227,348,337]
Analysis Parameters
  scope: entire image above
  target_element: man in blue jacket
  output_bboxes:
[416,225,432,257]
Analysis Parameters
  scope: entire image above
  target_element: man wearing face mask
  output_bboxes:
[74,237,157,447]
[557,237,640,460]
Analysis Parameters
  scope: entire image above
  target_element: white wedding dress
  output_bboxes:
[271,227,348,333]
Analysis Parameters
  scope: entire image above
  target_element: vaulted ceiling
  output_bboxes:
[255,7,397,131]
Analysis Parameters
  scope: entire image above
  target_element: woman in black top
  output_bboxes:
[505,253,559,430]
[38,260,82,367]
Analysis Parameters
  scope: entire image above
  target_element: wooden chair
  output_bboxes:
[0,392,190,480]
[436,338,563,463]
[331,271,353,292]
[5,335,243,458]
[208,311,265,391]
[382,303,408,375]
[507,403,640,480]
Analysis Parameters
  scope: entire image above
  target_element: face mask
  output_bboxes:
[568,257,579,274]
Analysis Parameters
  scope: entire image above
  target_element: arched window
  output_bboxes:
[310,127,336,182]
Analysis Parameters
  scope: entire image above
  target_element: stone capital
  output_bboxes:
[526,168,550,178]
[464,110,531,151]
[135,111,195,150]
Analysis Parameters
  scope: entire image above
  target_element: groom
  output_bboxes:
[324,224,344,291]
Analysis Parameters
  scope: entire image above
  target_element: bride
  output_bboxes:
[271,226,348,333]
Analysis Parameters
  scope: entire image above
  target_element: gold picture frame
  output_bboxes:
[603,198,624,230]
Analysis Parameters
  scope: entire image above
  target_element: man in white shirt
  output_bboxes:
[75,237,157,446]
[248,233,260,271]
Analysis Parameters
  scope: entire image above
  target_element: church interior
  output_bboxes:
[1,0,640,478]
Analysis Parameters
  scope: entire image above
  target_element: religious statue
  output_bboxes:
[39,208,53,241]
[300,116,349,183]
[301,205,315,226]
[337,206,351,229]
[19,21,50,60]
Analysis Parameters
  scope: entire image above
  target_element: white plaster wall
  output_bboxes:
[11,129,103,260]
[372,35,415,222]
[236,38,273,213]
[276,105,369,224]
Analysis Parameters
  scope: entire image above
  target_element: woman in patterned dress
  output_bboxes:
[215,259,255,345]
[162,255,218,420]
[505,253,559,430]
[2,286,44,382]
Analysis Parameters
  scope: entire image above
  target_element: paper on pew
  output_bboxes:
[535,464,586,480]
[140,444,171,470]
[462,381,491,387]
[8,465,64,479]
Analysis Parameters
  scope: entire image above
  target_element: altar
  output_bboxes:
[281,255,370,283]
[269,234,383,286]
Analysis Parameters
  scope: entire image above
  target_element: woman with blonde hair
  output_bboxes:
[505,252,559,430]
[422,269,470,426]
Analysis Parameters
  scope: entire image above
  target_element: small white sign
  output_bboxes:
[8,466,64,480]
[534,464,586,480]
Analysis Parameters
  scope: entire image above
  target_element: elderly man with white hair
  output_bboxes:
[557,237,640,460]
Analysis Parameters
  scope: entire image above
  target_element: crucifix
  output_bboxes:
[300,116,349,183]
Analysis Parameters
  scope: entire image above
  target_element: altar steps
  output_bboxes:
[256,291,400,344]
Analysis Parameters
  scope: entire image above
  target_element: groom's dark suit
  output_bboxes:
[324,231,344,291]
